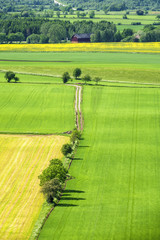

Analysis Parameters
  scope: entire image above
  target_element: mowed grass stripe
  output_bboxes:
[39,86,160,240]
[0,135,69,240]
[0,84,74,133]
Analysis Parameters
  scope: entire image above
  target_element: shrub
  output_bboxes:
[70,129,81,143]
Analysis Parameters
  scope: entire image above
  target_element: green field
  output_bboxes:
[1,50,160,239]
[0,52,160,84]
[48,11,160,32]
[0,83,75,133]
[39,85,160,240]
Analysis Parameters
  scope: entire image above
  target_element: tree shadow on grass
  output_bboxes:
[57,203,78,207]
[61,197,86,201]
[78,146,90,148]
[73,157,83,161]
[63,189,85,194]
[58,189,86,207]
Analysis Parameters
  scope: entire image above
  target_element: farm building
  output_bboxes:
[71,33,91,43]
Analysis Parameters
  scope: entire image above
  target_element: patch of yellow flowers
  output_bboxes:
[0,42,160,53]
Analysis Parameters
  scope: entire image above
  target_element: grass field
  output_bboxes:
[1,49,160,239]
[39,85,160,240]
[0,134,69,240]
[0,51,160,84]
[50,12,159,28]
[0,83,75,133]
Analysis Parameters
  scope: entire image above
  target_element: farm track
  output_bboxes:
[72,85,83,131]
[1,69,160,87]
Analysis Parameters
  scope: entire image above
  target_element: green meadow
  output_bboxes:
[0,83,74,134]
[0,52,160,84]
[39,85,160,240]
[1,50,160,239]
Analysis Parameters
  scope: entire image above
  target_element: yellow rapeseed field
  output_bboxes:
[0,42,160,53]
[0,134,69,240]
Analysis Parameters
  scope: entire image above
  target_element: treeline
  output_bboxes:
[60,0,160,10]
[0,18,116,43]
[39,129,81,203]
[0,17,160,43]
[0,0,57,13]
[0,0,160,12]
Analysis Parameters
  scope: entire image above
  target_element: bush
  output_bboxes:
[61,143,72,156]
[131,22,141,25]
[70,129,81,143]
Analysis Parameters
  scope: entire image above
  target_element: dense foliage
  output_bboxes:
[60,0,160,10]
[0,18,116,43]
[38,159,67,186]
[0,15,160,43]
[0,0,159,12]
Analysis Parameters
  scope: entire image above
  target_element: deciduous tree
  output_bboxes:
[73,68,82,79]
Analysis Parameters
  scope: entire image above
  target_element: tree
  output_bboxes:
[61,143,72,156]
[122,28,133,38]
[93,77,101,85]
[41,178,63,203]
[5,71,19,83]
[83,74,91,84]
[0,33,7,43]
[38,159,67,186]
[77,11,80,18]
[123,14,127,19]
[114,31,122,42]
[26,34,40,43]
[136,10,144,15]
[73,68,82,79]
[91,31,101,42]
[89,11,95,19]
[56,11,60,18]
[48,24,66,43]
[62,72,70,83]
[156,15,160,20]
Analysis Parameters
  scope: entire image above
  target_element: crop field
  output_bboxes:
[0,51,160,84]
[0,83,74,134]
[0,42,160,53]
[0,134,69,240]
[39,85,160,240]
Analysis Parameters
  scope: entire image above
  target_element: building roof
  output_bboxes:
[72,33,91,39]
